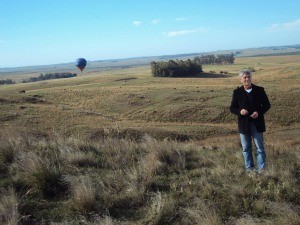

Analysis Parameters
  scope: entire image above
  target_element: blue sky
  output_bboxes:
[0,0,300,68]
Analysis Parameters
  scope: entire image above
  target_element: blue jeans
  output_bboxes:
[240,122,266,172]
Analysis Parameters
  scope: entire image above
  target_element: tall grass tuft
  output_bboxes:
[179,198,222,225]
[70,175,96,213]
[0,138,17,176]
[0,189,20,225]
[143,191,177,225]
[16,151,69,199]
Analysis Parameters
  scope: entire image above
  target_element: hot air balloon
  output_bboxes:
[75,58,87,71]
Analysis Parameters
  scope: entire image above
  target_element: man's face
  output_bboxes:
[240,74,252,88]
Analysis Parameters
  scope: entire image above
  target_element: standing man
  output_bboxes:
[230,69,270,174]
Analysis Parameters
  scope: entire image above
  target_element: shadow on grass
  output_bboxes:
[114,77,137,82]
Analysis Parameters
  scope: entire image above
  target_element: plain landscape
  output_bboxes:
[0,47,299,224]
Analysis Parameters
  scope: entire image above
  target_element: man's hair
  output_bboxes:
[239,69,252,77]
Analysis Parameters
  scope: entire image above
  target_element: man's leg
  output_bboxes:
[250,123,266,172]
[240,132,255,172]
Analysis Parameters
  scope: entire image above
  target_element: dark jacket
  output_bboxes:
[230,84,270,134]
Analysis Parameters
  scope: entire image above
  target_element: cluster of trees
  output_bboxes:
[23,73,77,83]
[150,59,203,77]
[0,79,15,85]
[194,53,235,65]
[150,53,235,77]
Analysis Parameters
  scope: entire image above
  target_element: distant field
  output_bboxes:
[1,44,300,82]
[0,55,299,141]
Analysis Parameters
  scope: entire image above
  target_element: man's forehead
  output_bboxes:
[241,74,251,78]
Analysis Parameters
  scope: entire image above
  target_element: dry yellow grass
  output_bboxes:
[0,130,299,224]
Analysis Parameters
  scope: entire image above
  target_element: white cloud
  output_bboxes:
[164,28,206,37]
[151,19,161,25]
[268,19,300,31]
[175,17,188,21]
[133,21,142,26]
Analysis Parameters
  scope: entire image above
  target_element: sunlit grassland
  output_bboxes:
[0,55,299,224]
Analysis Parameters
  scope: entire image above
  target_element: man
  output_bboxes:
[230,69,270,174]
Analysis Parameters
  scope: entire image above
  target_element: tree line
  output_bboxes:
[0,79,15,85]
[22,72,77,83]
[194,53,235,65]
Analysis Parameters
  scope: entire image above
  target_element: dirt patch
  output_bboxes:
[21,96,48,104]
[0,114,19,122]
[0,96,48,105]
[0,98,17,104]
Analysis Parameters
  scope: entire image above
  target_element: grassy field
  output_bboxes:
[0,55,299,140]
[0,55,299,224]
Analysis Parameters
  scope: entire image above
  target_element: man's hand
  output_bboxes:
[250,111,258,119]
[240,109,249,115]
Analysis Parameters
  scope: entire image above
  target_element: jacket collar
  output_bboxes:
[238,83,257,92]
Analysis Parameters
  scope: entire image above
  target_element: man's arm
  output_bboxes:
[259,88,271,115]
[230,91,241,116]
